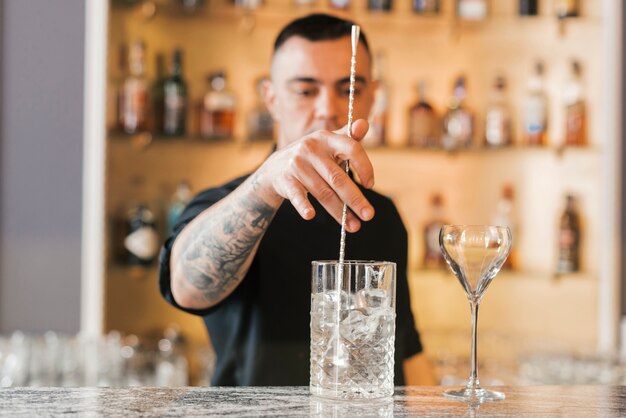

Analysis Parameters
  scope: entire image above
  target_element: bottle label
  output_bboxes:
[123,79,148,133]
[410,109,437,147]
[524,96,546,135]
[485,109,510,146]
[458,0,487,19]
[445,110,473,148]
[559,229,576,248]
[124,226,159,260]
[565,103,585,145]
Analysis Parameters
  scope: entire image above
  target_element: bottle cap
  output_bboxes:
[431,193,444,207]
[571,60,582,76]
[534,61,545,75]
[209,70,226,90]
[502,184,514,200]
[494,75,506,90]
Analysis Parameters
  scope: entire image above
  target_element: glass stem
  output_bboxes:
[467,301,480,391]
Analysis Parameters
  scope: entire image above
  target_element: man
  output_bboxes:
[159,13,436,386]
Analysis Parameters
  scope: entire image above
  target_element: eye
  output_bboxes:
[339,86,363,97]
[296,88,317,97]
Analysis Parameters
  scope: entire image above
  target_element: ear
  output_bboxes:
[262,78,281,122]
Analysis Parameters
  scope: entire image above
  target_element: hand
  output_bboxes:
[254,119,375,233]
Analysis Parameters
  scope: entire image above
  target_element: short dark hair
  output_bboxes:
[273,13,370,57]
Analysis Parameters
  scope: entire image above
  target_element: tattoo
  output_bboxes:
[179,188,276,305]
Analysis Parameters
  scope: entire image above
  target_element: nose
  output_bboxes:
[314,87,340,130]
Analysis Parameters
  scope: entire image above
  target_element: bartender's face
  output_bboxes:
[265,36,375,148]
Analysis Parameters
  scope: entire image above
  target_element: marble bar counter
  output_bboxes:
[1,386,626,417]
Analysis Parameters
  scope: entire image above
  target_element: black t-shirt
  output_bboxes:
[159,173,423,386]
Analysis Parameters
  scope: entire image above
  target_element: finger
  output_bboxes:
[276,176,315,220]
[318,130,375,189]
[332,119,370,142]
[293,160,363,232]
[350,119,370,141]
[311,155,375,223]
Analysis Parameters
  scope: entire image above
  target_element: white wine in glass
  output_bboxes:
[439,225,512,403]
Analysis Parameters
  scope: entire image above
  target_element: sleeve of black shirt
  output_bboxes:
[158,175,248,317]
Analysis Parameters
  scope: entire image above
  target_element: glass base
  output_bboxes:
[443,387,505,403]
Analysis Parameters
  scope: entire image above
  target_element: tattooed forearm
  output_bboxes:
[178,190,277,305]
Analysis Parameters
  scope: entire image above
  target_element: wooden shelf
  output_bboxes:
[107,133,600,158]
[111,0,603,28]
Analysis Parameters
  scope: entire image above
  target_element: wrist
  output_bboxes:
[247,171,284,208]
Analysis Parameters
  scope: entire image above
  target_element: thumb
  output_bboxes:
[334,119,370,141]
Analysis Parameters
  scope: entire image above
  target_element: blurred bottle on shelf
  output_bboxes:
[413,0,439,14]
[167,181,192,235]
[456,0,488,20]
[121,178,159,268]
[556,194,581,275]
[234,0,262,8]
[330,0,350,10]
[522,61,548,146]
[120,40,149,135]
[368,0,392,12]
[484,75,512,147]
[246,76,274,142]
[408,80,439,148]
[423,193,448,269]
[293,0,315,7]
[519,0,538,16]
[151,53,166,134]
[107,45,126,133]
[179,0,206,13]
[563,60,586,146]
[363,51,388,147]
[124,203,159,267]
[200,70,236,140]
[491,185,517,270]
[555,0,579,18]
[442,76,473,150]
[162,48,188,136]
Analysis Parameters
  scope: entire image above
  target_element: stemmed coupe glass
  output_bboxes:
[439,225,512,403]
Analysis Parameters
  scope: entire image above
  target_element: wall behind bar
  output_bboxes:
[0,0,85,333]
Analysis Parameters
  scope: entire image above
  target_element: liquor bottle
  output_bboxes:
[107,45,126,133]
[442,76,474,150]
[124,201,159,267]
[363,51,388,147]
[564,60,586,146]
[491,185,517,270]
[330,0,350,10]
[151,53,166,135]
[178,0,206,13]
[423,193,448,269]
[522,61,548,146]
[162,48,188,136]
[519,0,538,16]
[167,181,192,235]
[484,75,512,147]
[408,81,438,148]
[293,0,315,7]
[555,0,579,18]
[200,71,236,140]
[121,40,149,135]
[556,194,581,274]
[368,0,392,12]
[413,0,439,14]
[457,0,488,20]
[246,76,274,142]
